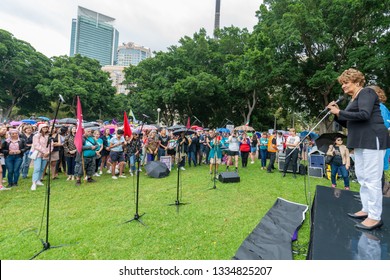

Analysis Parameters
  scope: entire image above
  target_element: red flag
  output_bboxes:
[75,96,83,153]
[186,116,191,129]
[123,111,132,137]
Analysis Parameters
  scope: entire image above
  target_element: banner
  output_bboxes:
[75,96,83,153]
[123,111,132,137]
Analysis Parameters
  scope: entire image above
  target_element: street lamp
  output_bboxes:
[157,108,161,126]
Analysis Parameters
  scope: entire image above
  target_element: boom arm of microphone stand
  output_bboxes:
[285,110,332,158]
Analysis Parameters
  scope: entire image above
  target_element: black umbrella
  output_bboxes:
[172,128,196,136]
[144,161,170,178]
[58,118,77,124]
[83,121,100,128]
[167,124,185,131]
[315,132,347,153]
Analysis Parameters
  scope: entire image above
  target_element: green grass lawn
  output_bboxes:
[0,161,359,260]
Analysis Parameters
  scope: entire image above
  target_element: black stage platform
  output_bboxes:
[308,185,390,260]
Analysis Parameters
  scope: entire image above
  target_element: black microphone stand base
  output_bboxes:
[208,173,220,190]
[168,200,190,206]
[124,213,146,226]
[208,185,219,190]
[30,239,71,260]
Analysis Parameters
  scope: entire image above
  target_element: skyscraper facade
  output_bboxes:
[117,42,151,66]
[70,6,119,66]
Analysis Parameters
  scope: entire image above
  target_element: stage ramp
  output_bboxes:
[233,198,308,260]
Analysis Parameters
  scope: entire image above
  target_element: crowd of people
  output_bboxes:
[1,120,303,191]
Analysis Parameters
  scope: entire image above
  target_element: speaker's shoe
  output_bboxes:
[355,220,383,231]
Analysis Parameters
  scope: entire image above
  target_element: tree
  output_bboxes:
[253,0,390,131]
[0,29,52,119]
[36,54,116,120]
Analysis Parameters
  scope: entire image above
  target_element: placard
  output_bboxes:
[160,156,172,171]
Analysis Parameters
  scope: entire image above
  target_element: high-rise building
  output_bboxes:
[70,6,119,66]
[101,65,128,95]
[214,0,221,37]
[117,42,151,66]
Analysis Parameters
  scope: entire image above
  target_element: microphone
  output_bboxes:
[318,96,345,115]
[193,115,202,124]
[142,114,150,119]
[59,94,65,103]
[225,118,233,124]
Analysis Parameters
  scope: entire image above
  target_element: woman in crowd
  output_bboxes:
[259,132,268,169]
[48,126,62,180]
[100,128,112,174]
[20,124,34,179]
[226,131,240,172]
[369,85,390,190]
[158,128,170,160]
[63,126,77,181]
[56,126,68,175]
[109,129,126,179]
[176,131,190,171]
[328,68,390,230]
[145,130,159,163]
[2,129,27,187]
[31,123,51,191]
[326,137,350,190]
[93,130,103,177]
[188,132,198,167]
[239,132,251,168]
[125,131,141,176]
[167,134,177,169]
[208,131,222,175]
[0,155,5,190]
[0,125,8,183]
[250,133,258,164]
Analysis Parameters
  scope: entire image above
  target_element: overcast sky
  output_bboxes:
[0,0,263,58]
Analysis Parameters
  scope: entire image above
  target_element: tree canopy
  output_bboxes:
[1,0,389,131]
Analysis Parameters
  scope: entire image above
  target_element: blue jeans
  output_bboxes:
[20,152,32,178]
[128,154,136,172]
[188,151,197,166]
[260,149,268,167]
[331,163,350,187]
[158,147,166,160]
[5,155,23,185]
[32,157,47,183]
[66,156,76,175]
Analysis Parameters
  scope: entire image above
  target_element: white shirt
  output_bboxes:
[285,135,300,149]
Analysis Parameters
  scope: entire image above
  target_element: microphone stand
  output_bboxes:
[31,96,68,259]
[169,123,195,208]
[285,110,333,227]
[125,117,147,226]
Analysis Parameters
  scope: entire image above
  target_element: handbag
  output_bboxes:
[325,155,334,164]
[28,150,39,160]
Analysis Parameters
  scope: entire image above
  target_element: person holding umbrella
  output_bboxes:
[176,130,191,171]
[327,68,390,230]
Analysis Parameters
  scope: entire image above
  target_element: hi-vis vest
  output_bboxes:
[267,135,277,153]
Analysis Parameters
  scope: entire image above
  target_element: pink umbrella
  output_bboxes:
[10,121,22,126]
[142,124,157,131]
[102,124,117,134]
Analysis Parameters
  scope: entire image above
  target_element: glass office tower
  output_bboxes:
[117,42,151,66]
[70,6,119,66]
